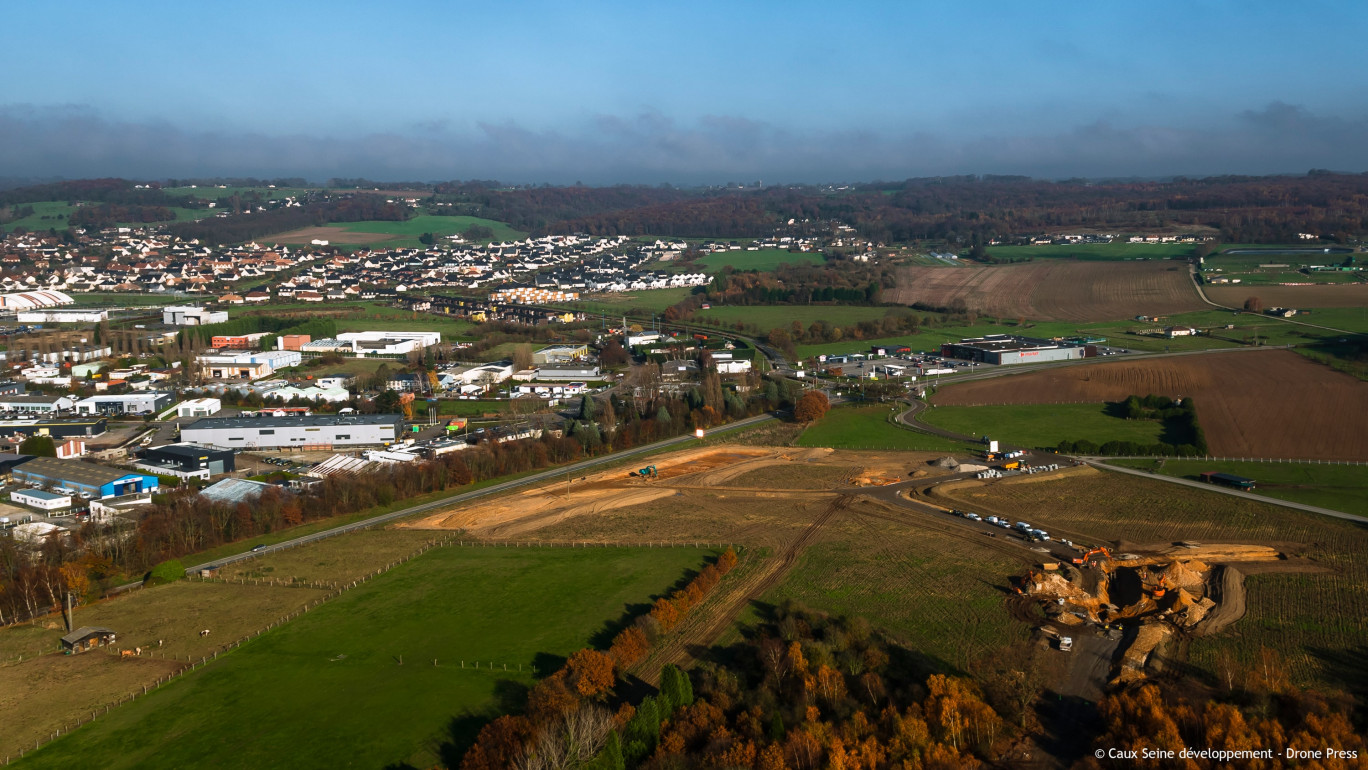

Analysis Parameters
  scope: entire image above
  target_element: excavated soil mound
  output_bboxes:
[1193,565,1247,636]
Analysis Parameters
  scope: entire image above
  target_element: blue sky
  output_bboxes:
[3,0,1367,182]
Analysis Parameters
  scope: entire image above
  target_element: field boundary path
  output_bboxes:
[894,394,1368,523]
[1189,265,1363,335]
[1088,462,1368,524]
[175,412,780,577]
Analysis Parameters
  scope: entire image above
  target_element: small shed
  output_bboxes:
[61,626,117,653]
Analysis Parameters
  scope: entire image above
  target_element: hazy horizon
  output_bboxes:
[4,1,1368,183]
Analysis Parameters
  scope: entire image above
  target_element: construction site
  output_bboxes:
[1013,541,1288,687]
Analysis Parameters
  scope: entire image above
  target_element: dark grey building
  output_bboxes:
[138,443,237,476]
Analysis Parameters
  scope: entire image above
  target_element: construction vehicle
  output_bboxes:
[1071,546,1112,567]
[1058,636,1074,652]
[631,465,658,479]
[398,392,416,421]
[1001,460,1020,470]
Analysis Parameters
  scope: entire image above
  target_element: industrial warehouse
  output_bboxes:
[940,335,1090,365]
[180,414,404,450]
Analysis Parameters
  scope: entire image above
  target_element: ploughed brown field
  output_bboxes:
[933,349,1368,460]
[890,261,1206,321]
[1205,283,1368,308]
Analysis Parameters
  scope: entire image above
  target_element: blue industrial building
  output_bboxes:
[12,457,159,499]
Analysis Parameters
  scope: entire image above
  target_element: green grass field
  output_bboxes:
[919,403,1169,449]
[696,248,824,272]
[796,405,971,451]
[17,546,713,770]
[438,399,507,416]
[569,287,697,313]
[983,242,1199,261]
[789,305,1368,360]
[758,522,1028,671]
[698,304,893,330]
[1107,458,1368,515]
[3,200,221,231]
[326,214,525,246]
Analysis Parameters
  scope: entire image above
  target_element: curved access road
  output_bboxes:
[893,379,1367,524]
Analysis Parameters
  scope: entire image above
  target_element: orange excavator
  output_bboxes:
[399,392,416,421]
[1071,546,1112,567]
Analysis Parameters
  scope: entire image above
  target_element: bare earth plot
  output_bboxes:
[932,349,1368,460]
[889,261,1206,321]
[1205,283,1368,308]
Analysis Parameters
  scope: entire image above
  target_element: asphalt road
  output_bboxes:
[180,409,781,575]
[1087,461,1368,524]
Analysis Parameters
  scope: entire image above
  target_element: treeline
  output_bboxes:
[0,178,187,207]
[1056,394,1208,456]
[69,203,176,228]
[762,308,946,358]
[168,194,409,245]
[490,172,1368,244]
[465,605,1010,769]
[550,197,777,238]
[461,550,738,769]
[176,316,337,349]
[1079,649,1364,769]
[429,183,700,231]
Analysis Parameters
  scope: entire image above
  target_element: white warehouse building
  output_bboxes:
[180,414,404,450]
[163,306,229,326]
[336,331,441,356]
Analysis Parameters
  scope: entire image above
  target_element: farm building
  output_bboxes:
[941,335,1088,365]
[0,290,75,310]
[61,626,117,653]
[199,478,275,504]
[16,308,109,323]
[0,416,108,439]
[73,392,174,415]
[135,443,236,479]
[11,457,160,499]
[536,365,601,381]
[163,306,228,326]
[277,334,311,351]
[0,395,77,413]
[532,344,590,365]
[177,397,222,418]
[1200,472,1256,490]
[335,331,441,356]
[198,350,301,380]
[10,488,73,511]
[211,333,270,349]
[180,414,403,450]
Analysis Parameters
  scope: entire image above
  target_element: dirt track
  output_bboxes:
[932,349,1368,460]
[889,261,1205,321]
